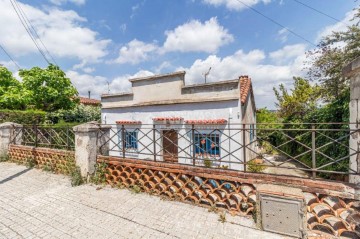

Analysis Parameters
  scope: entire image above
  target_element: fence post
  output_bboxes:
[192,124,195,166]
[153,124,156,161]
[0,122,23,157]
[66,126,70,150]
[311,124,316,179]
[243,124,247,172]
[343,57,360,184]
[34,123,38,148]
[121,124,126,158]
[73,122,101,178]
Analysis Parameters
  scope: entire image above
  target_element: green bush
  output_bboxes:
[247,160,266,173]
[0,109,46,124]
[46,104,100,124]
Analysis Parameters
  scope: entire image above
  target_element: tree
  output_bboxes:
[307,7,360,101]
[273,77,321,121]
[19,64,79,112]
[0,66,30,110]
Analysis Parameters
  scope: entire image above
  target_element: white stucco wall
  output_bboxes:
[102,100,245,170]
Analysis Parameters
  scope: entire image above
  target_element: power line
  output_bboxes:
[10,0,51,65]
[0,44,21,70]
[13,0,58,65]
[292,0,343,23]
[234,0,317,47]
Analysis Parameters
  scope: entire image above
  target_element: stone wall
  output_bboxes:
[9,144,75,175]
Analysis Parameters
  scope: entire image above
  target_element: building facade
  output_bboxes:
[101,71,257,170]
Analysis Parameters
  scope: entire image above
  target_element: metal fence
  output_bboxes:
[11,124,75,150]
[98,123,359,181]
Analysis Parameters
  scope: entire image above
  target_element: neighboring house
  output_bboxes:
[79,97,101,106]
[101,71,257,170]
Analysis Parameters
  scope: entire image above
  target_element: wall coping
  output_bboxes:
[9,144,75,155]
[97,156,360,200]
[0,122,23,129]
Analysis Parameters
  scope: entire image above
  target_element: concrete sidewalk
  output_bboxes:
[0,162,290,239]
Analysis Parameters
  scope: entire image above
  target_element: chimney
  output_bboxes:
[88,91,91,99]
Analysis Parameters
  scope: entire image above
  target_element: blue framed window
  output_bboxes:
[249,124,254,142]
[125,131,138,149]
[194,133,220,156]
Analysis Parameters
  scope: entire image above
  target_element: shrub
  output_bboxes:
[46,104,100,124]
[0,109,46,124]
[0,154,9,162]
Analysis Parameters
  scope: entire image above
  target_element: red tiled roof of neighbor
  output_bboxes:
[79,97,101,105]
[153,117,183,121]
[240,75,252,104]
[115,120,142,125]
[184,119,228,125]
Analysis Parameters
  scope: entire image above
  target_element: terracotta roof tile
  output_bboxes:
[79,97,101,105]
[153,117,183,121]
[240,76,252,104]
[184,119,228,125]
[116,120,142,125]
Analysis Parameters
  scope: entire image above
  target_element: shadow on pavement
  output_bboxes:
[0,167,32,185]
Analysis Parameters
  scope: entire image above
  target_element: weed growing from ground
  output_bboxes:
[91,162,108,185]
[25,157,37,168]
[218,212,226,223]
[0,154,9,162]
[70,166,84,187]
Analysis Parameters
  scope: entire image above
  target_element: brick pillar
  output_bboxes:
[0,122,22,156]
[343,57,360,184]
[73,122,111,178]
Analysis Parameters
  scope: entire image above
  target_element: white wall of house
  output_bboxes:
[102,100,244,170]
[101,71,258,171]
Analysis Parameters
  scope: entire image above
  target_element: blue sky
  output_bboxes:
[0,0,357,109]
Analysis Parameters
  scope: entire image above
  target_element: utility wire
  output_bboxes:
[0,44,21,70]
[234,0,317,47]
[13,0,58,65]
[10,0,51,65]
[292,0,343,23]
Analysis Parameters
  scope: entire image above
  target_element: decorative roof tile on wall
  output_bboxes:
[79,97,101,105]
[153,117,184,121]
[240,75,252,104]
[184,119,228,125]
[115,120,142,125]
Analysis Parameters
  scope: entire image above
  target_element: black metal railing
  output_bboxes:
[11,124,75,150]
[98,123,360,181]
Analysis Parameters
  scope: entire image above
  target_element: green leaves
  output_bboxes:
[0,64,79,112]
[19,64,78,112]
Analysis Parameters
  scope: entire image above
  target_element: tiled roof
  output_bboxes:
[240,75,252,104]
[79,97,101,105]
[184,119,228,125]
[115,120,142,125]
[153,117,183,121]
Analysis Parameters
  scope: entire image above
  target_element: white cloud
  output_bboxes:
[177,45,306,108]
[203,0,271,11]
[269,44,307,64]
[277,28,289,43]
[110,39,158,64]
[0,0,110,63]
[316,9,354,42]
[49,0,86,6]
[67,70,154,98]
[162,17,233,53]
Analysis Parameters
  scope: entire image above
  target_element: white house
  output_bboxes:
[101,71,257,170]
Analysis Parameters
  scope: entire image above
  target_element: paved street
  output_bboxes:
[0,162,289,239]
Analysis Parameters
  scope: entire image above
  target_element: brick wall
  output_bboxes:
[9,144,75,175]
